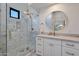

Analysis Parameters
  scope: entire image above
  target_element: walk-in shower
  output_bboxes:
[0,3,40,56]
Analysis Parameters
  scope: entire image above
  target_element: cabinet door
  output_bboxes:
[44,39,61,56]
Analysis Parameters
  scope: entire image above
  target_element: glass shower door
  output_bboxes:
[6,3,32,56]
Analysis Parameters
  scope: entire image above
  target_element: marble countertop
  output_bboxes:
[37,35,79,42]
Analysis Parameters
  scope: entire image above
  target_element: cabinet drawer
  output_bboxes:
[36,37,43,44]
[36,42,43,51]
[36,43,43,49]
[62,41,79,50]
[36,47,43,56]
[36,37,43,50]
[45,38,61,46]
[62,47,79,56]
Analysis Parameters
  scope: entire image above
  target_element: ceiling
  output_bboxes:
[31,3,56,13]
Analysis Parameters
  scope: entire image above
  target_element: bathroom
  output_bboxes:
[0,3,79,56]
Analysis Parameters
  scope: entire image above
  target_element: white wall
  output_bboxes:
[39,3,79,35]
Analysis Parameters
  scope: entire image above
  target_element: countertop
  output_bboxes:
[37,35,79,42]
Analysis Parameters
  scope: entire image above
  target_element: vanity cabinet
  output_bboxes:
[36,35,79,56]
[44,39,61,56]
[36,37,61,56]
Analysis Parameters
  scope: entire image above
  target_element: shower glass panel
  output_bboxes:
[27,6,40,50]
[31,15,40,49]
[0,3,7,56]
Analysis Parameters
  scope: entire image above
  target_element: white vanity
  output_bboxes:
[36,35,79,56]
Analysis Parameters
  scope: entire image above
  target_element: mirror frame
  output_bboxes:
[45,11,68,35]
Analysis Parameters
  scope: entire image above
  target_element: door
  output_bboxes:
[7,3,29,56]
[44,39,61,56]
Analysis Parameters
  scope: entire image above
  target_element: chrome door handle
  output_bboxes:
[9,31,12,40]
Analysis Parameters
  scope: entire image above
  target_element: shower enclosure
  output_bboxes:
[0,3,40,56]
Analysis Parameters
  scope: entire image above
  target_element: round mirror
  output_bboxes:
[45,11,67,32]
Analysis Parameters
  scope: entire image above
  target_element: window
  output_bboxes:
[10,7,20,19]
